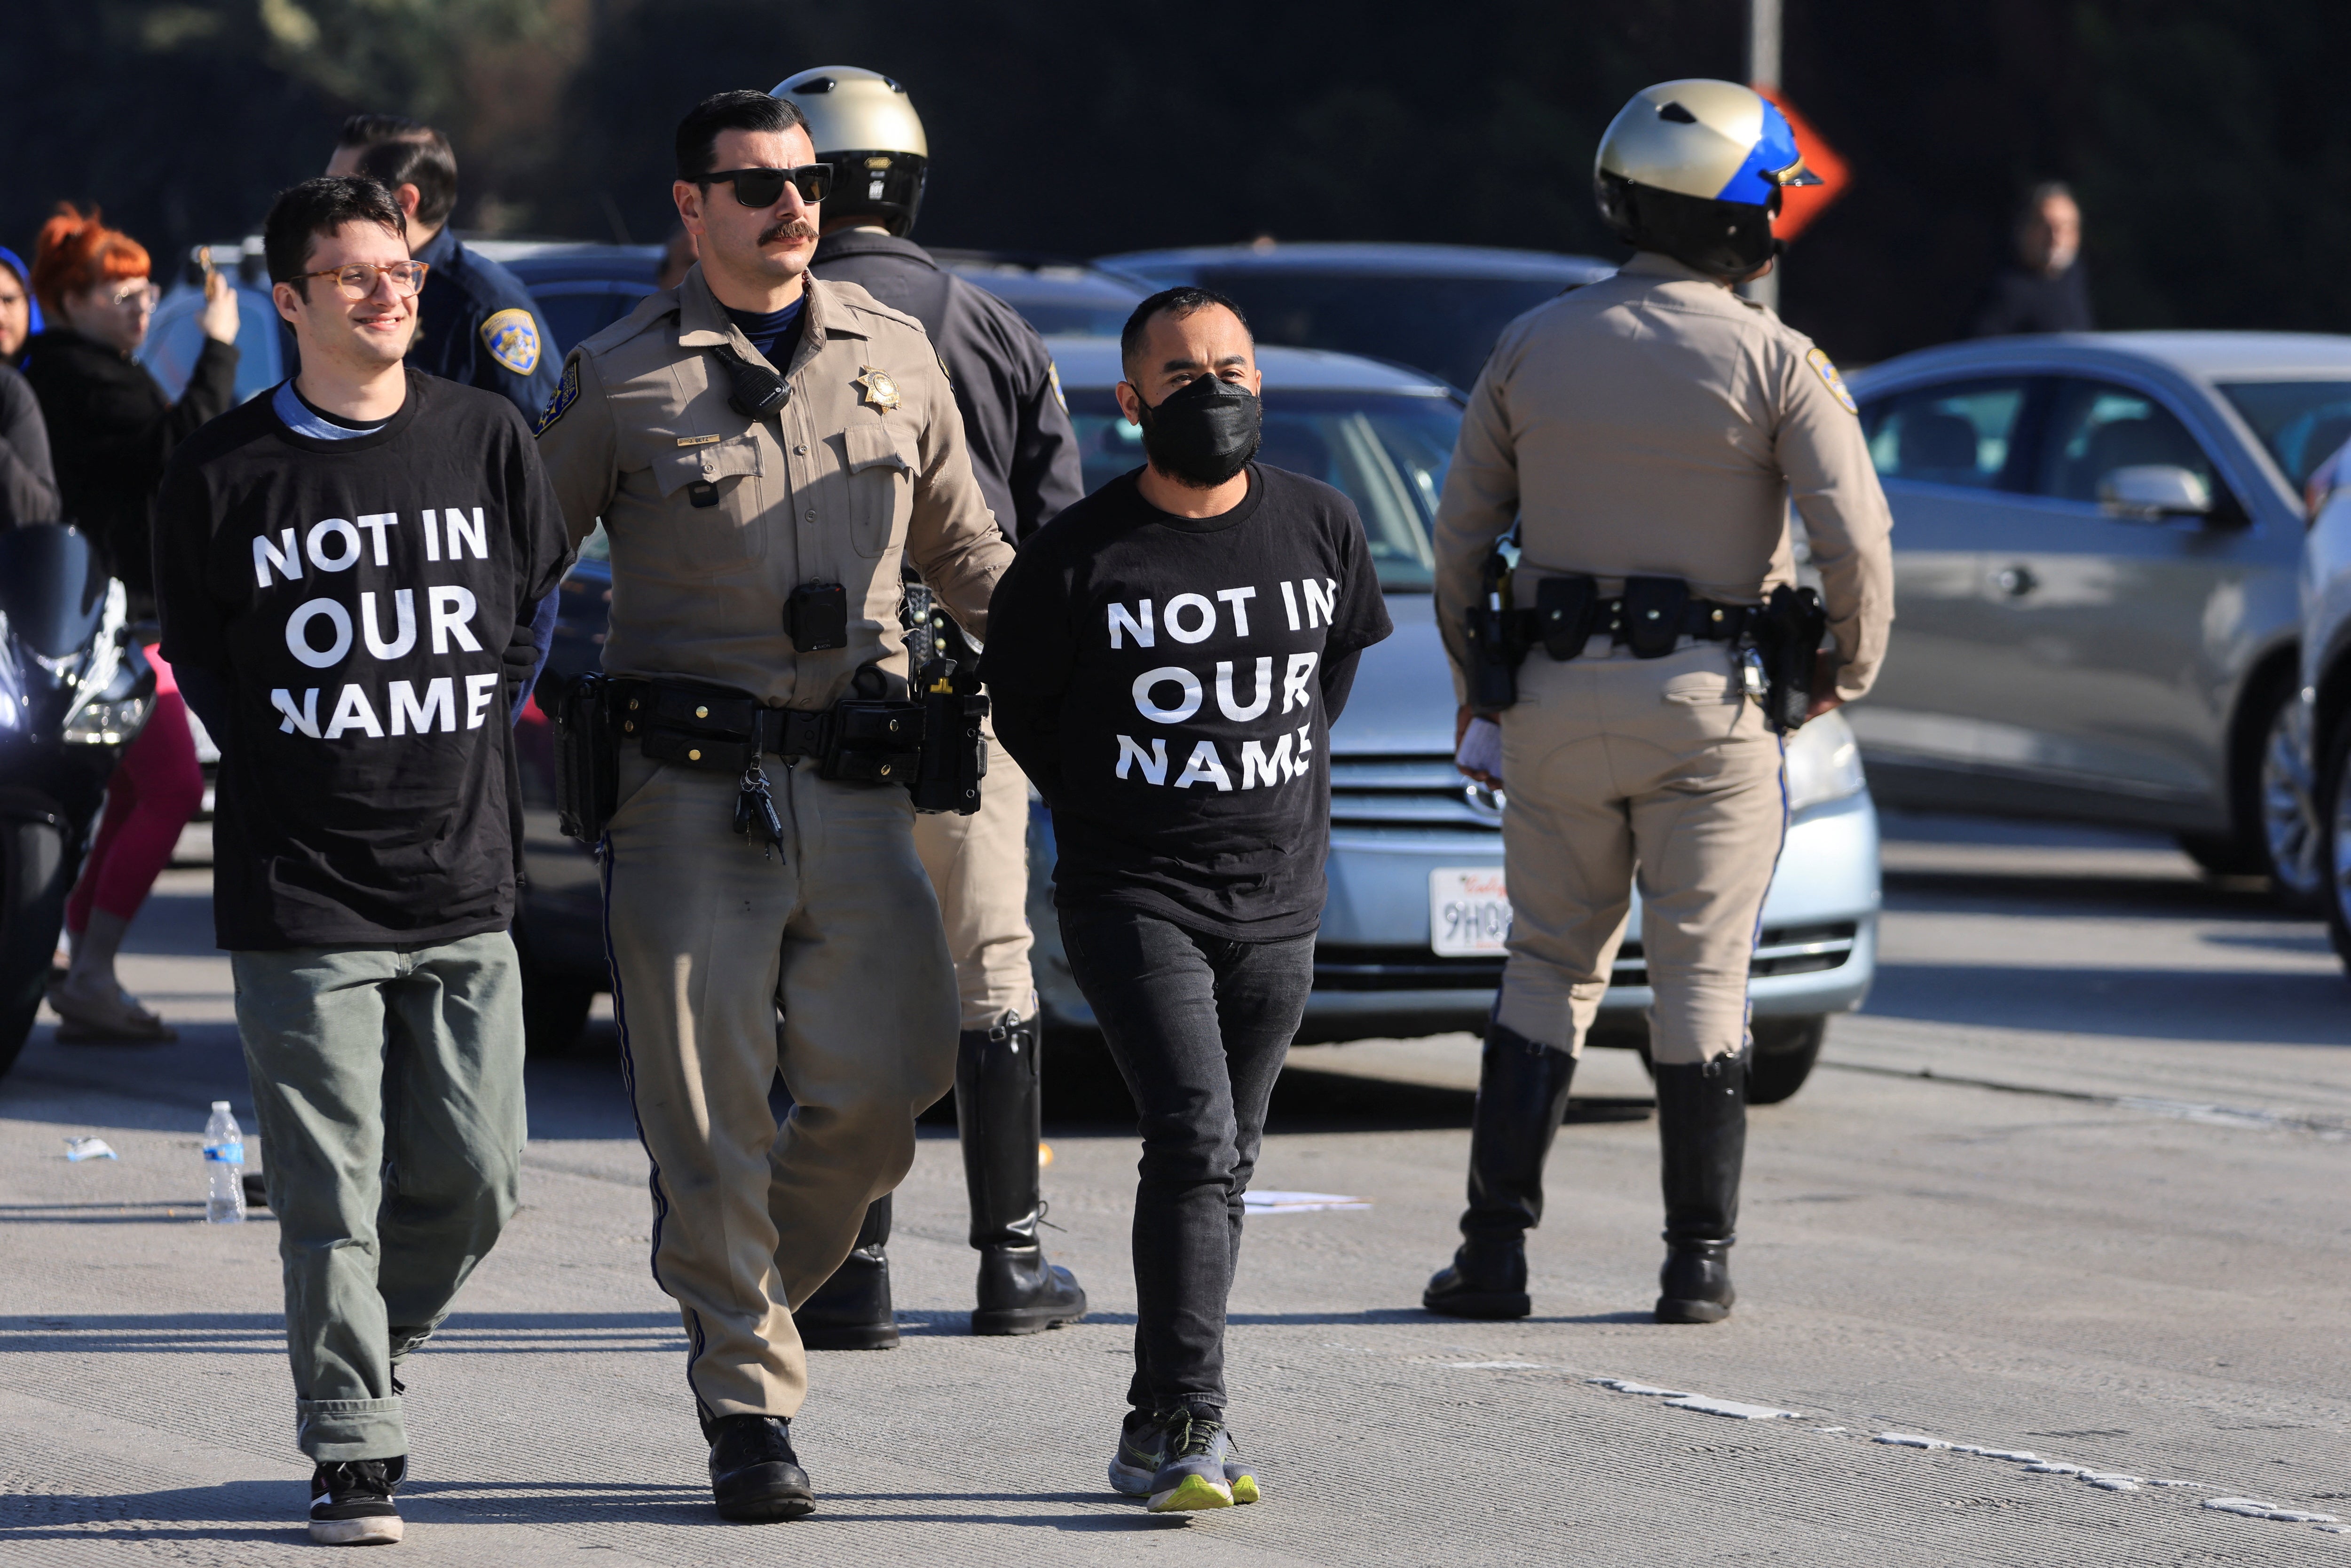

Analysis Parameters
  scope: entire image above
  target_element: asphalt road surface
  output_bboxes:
[1,811,2346,1565]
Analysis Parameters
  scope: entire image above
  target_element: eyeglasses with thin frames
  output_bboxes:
[700,165,833,208]
[103,282,162,311]
[286,261,431,300]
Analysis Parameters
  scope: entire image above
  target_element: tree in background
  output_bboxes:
[9,0,2351,362]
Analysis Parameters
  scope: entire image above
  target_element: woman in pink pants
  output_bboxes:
[50,648,205,1041]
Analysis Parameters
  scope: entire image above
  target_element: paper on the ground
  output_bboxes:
[1456,717,1503,780]
[1243,1190,1370,1213]
[63,1137,117,1161]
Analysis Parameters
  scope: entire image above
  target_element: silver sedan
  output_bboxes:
[1846,332,2351,906]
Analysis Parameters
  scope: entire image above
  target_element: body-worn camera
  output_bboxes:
[785,581,849,651]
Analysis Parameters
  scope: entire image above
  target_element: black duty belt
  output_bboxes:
[1508,574,1751,662]
[608,676,921,782]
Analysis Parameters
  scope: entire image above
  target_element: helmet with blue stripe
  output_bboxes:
[1595,80,1823,282]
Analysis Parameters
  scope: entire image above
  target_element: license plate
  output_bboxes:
[1429,867,1512,956]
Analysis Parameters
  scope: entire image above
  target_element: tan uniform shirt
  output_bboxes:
[534,265,1013,708]
[1433,251,1895,704]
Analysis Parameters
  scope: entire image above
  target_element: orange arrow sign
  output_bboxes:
[1758,88,1849,242]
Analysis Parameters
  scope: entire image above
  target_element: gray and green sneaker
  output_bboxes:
[1147,1409,1242,1513]
[1108,1409,1259,1505]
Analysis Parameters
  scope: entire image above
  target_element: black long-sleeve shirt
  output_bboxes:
[1970,261,2094,338]
[981,464,1390,940]
[19,330,237,593]
[0,363,58,525]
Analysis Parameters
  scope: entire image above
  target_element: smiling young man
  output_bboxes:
[150,176,571,1546]
[981,288,1391,1512]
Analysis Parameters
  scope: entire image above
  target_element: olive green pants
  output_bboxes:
[601,750,957,1424]
[1495,640,1787,1065]
[232,932,525,1462]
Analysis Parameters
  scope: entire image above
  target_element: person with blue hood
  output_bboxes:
[0,246,59,524]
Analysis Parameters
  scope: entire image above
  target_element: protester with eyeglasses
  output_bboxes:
[151,175,570,1546]
[19,205,237,1041]
[323,115,562,423]
[0,246,40,361]
[532,88,1013,1524]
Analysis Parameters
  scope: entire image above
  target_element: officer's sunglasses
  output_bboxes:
[702,165,833,208]
[287,261,431,300]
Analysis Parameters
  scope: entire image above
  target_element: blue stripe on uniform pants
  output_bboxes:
[600,832,711,1425]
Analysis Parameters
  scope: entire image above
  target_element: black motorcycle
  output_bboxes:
[0,525,155,1079]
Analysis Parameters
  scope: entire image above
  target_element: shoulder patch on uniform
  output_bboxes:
[1806,347,1857,415]
[1046,360,1067,414]
[534,357,579,436]
[481,307,543,377]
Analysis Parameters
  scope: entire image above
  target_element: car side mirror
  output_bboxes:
[2098,464,2212,520]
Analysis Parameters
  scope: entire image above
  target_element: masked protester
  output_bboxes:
[982,287,1392,1513]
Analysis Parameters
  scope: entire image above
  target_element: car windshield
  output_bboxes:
[1187,270,1584,392]
[2217,381,2351,489]
[1068,387,1456,591]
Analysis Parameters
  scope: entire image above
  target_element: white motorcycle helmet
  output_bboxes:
[772,66,930,237]
[1595,79,1822,280]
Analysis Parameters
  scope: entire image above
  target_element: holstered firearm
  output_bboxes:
[1749,584,1829,734]
[903,581,987,815]
[552,673,620,843]
[1465,545,1529,709]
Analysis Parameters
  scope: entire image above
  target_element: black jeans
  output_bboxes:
[1058,903,1316,1417]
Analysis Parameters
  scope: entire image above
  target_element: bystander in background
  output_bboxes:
[19,205,237,1041]
[0,246,39,359]
[1971,181,2093,337]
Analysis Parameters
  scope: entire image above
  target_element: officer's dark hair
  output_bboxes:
[1120,286,1254,379]
[676,91,810,182]
[337,114,459,231]
[264,177,409,298]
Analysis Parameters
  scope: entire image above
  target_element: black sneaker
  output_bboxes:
[707,1414,815,1522]
[308,1456,405,1545]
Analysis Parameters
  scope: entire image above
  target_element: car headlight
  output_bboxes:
[63,694,152,747]
[1783,709,1866,812]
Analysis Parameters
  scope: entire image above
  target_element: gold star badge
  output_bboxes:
[854,365,902,411]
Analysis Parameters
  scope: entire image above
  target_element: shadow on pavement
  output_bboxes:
[1865,963,2349,1046]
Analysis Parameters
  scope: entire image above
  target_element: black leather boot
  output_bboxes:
[1652,1048,1748,1324]
[704,1413,814,1522]
[791,1195,899,1350]
[1423,1018,1578,1320]
[959,1014,1089,1335]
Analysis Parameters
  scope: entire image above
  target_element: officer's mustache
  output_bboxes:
[759,217,820,246]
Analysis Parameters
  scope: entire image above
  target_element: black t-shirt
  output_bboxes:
[153,370,571,950]
[981,464,1392,940]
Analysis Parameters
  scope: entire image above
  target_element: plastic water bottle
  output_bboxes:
[203,1102,246,1224]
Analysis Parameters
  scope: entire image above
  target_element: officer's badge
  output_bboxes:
[854,365,902,411]
[534,358,579,436]
[1047,360,1067,414]
[482,307,543,377]
[1807,347,1857,415]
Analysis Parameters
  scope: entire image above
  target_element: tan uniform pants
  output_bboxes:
[1495,640,1787,1066]
[602,749,957,1421]
[911,724,1035,1031]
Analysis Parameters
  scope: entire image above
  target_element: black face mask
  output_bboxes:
[1134,373,1262,488]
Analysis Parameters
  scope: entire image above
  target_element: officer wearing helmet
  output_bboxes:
[1420,80,1894,1326]
[771,66,1089,1351]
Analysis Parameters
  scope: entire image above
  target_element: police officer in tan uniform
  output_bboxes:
[533,89,1012,1521]
[1421,80,1894,1327]
[776,67,1088,1349]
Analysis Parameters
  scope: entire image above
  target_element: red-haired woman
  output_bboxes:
[19,205,238,1041]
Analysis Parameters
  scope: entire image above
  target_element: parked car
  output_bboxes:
[517,335,1880,1100]
[2298,433,2351,970]
[1846,333,2351,907]
[1096,242,1616,393]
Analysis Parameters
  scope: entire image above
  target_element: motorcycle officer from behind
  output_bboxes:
[775,64,1088,1349]
[531,89,1013,1522]
[1421,80,1894,1326]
